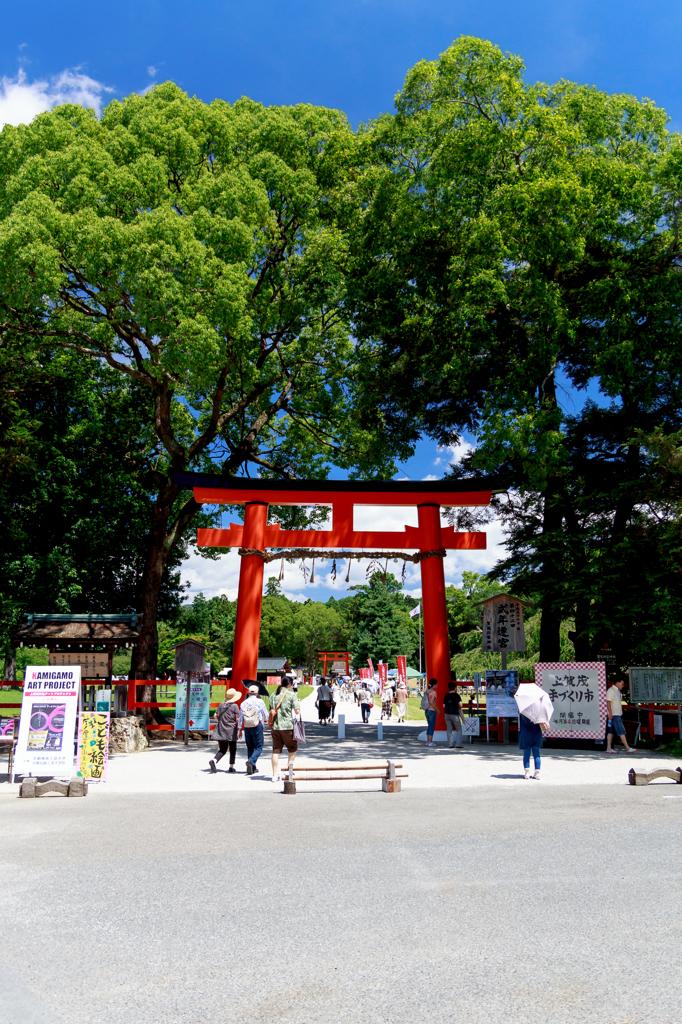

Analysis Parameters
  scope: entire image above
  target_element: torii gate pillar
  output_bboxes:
[230,501,267,696]
[418,504,450,731]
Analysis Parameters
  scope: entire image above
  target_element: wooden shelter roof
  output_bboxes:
[14,614,139,647]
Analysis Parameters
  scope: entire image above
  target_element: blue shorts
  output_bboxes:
[607,716,626,736]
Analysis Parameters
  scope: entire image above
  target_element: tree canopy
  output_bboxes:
[0,85,410,675]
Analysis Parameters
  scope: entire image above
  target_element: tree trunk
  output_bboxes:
[538,482,564,662]
[130,494,174,726]
[3,650,16,683]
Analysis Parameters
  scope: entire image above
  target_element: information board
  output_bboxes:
[628,668,682,704]
[534,662,607,740]
[77,712,110,780]
[14,666,80,778]
[174,679,210,732]
[485,670,519,718]
[49,651,109,678]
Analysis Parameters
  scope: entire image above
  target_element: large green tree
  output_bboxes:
[0,343,186,676]
[347,36,682,661]
[0,84,408,676]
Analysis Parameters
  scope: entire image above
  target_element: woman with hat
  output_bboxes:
[209,687,241,774]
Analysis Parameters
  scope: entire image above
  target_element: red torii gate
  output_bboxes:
[178,475,492,732]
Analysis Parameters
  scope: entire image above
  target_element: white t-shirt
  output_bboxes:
[606,685,623,717]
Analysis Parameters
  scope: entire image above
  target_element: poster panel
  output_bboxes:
[266,675,280,687]
[397,656,407,688]
[534,662,607,740]
[14,666,80,778]
[463,716,480,737]
[485,670,519,717]
[174,678,210,732]
[77,712,110,780]
[0,718,14,739]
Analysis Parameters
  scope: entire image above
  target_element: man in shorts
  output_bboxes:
[269,676,301,781]
[605,676,637,753]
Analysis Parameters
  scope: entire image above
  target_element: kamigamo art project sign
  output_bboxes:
[14,666,81,778]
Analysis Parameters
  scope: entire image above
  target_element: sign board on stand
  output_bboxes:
[485,670,519,718]
[77,712,110,780]
[534,662,607,739]
[174,678,210,733]
[463,716,480,737]
[628,668,682,704]
[14,666,81,778]
[266,675,280,687]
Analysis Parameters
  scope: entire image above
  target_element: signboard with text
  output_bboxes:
[77,712,110,780]
[49,651,109,678]
[485,670,519,718]
[397,656,407,688]
[14,666,80,778]
[481,596,526,653]
[535,662,607,740]
[174,679,210,732]
[628,668,682,704]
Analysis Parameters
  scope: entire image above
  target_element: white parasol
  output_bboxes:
[514,683,554,725]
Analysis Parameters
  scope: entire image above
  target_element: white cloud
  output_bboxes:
[147,66,158,78]
[0,68,113,129]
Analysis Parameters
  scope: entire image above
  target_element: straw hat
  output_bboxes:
[224,688,241,703]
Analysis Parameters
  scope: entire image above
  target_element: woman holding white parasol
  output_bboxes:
[514,682,554,780]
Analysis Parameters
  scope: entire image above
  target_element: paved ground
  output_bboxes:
[1,722,681,1024]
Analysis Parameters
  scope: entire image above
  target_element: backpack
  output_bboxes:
[242,699,261,729]
[420,691,432,711]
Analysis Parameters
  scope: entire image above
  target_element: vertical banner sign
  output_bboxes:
[14,666,81,778]
[481,596,526,652]
[77,712,110,780]
[377,663,388,692]
[367,658,375,677]
[534,662,607,739]
[359,667,372,680]
[397,656,407,688]
[174,679,210,732]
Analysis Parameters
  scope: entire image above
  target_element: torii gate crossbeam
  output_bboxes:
[176,475,492,733]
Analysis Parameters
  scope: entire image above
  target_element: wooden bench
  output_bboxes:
[282,759,406,794]
[628,766,682,786]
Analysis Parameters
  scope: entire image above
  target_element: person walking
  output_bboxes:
[330,679,341,721]
[605,677,637,754]
[270,676,301,782]
[381,684,394,721]
[358,682,373,723]
[238,682,268,775]
[209,687,241,773]
[422,678,440,747]
[394,679,408,723]
[316,677,332,725]
[443,681,465,749]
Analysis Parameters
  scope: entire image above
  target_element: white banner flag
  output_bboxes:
[409,605,420,618]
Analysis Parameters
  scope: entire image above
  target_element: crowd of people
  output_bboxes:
[208,671,639,784]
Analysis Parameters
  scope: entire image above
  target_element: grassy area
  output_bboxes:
[0,687,23,717]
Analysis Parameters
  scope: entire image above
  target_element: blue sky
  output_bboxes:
[2,0,681,130]
[0,0,673,601]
